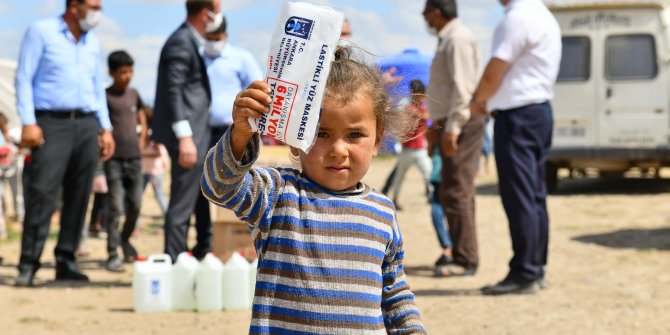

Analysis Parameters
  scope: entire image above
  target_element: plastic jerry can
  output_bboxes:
[133,254,172,313]
[171,252,199,311]
[248,258,258,305]
[195,253,224,312]
[222,252,251,310]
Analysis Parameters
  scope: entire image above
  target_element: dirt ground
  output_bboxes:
[1,157,669,335]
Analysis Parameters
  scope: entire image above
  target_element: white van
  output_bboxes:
[546,0,670,190]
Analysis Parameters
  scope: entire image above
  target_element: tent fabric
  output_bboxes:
[378,48,432,99]
[0,59,19,128]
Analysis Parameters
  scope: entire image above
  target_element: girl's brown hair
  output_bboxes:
[325,47,418,144]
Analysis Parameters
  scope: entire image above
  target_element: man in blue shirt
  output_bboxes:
[14,0,114,287]
[192,18,263,259]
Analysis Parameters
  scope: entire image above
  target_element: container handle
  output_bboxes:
[147,254,172,264]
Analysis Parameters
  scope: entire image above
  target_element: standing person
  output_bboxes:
[473,0,561,295]
[140,108,169,217]
[429,145,454,271]
[202,47,426,335]
[14,0,114,287]
[423,0,484,277]
[104,50,146,272]
[152,0,220,262]
[191,18,263,260]
[388,79,432,210]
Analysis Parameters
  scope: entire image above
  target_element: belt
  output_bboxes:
[35,109,96,119]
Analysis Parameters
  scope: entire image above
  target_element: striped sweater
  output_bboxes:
[202,130,426,335]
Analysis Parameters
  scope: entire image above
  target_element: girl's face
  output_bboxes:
[291,94,381,192]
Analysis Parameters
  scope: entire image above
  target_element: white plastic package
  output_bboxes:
[249,1,344,153]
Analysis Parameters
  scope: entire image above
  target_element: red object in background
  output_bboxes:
[261,134,283,146]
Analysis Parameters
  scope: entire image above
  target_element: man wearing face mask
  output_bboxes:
[422,0,484,278]
[191,18,263,256]
[152,0,220,262]
[14,0,114,287]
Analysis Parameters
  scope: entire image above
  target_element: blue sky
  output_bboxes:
[0,0,504,104]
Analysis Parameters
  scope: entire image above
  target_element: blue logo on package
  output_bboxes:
[151,280,159,295]
[285,16,314,40]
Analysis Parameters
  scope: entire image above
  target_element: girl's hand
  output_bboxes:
[232,81,272,137]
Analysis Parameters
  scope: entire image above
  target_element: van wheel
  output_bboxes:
[546,163,559,194]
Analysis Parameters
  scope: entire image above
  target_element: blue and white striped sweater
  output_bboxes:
[202,130,426,335]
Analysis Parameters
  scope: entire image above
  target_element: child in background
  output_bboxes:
[0,114,16,241]
[429,146,455,274]
[140,108,169,217]
[103,51,146,271]
[388,79,432,210]
[202,47,426,334]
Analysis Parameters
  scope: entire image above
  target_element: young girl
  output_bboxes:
[388,79,432,210]
[202,48,426,334]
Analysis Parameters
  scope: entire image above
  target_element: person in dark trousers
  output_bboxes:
[104,50,147,272]
[14,0,114,286]
[152,0,221,262]
[423,0,484,277]
[191,18,264,259]
[472,0,561,295]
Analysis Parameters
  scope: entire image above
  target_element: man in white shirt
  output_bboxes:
[470,0,561,295]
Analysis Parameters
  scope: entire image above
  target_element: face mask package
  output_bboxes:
[249,1,344,153]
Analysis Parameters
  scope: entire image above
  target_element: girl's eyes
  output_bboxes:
[316,131,367,139]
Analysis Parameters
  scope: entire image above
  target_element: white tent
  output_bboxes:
[0,59,19,129]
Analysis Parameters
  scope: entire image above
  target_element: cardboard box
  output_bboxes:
[211,206,256,262]
[210,144,291,263]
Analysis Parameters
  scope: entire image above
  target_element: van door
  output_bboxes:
[599,9,669,148]
[552,12,601,149]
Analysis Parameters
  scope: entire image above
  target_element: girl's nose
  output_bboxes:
[329,139,348,158]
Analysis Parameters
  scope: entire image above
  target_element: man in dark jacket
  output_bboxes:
[152,0,221,261]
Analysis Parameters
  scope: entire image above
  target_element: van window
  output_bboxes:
[558,36,590,82]
[606,34,657,80]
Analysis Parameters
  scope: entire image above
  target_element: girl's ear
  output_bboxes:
[372,133,382,157]
[290,146,300,156]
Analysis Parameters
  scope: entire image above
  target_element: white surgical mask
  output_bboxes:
[205,40,226,57]
[426,22,438,36]
[206,11,223,33]
[79,10,102,32]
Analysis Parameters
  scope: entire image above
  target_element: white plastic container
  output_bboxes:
[133,254,172,313]
[171,252,199,311]
[223,252,251,310]
[195,253,224,312]
[249,258,258,305]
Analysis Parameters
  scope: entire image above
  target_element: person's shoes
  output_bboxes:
[434,254,454,267]
[55,263,89,282]
[121,241,138,263]
[481,278,540,295]
[105,257,125,273]
[434,264,476,278]
[15,269,36,287]
[538,277,548,290]
[191,244,212,261]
